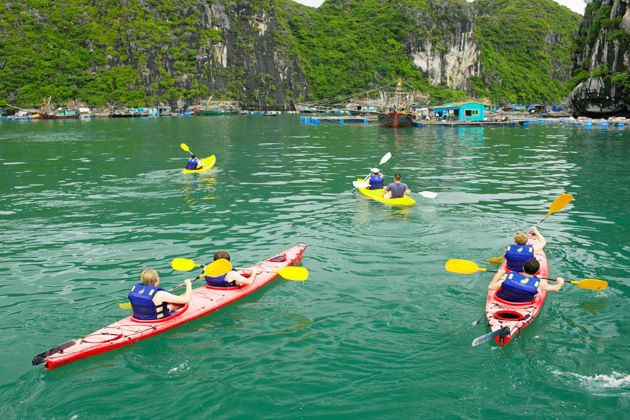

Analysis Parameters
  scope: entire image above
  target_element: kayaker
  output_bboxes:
[504,227,547,272]
[367,168,384,190]
[204,251,260,287]
[186,154,202,170]
[128,269,192,320]
[488,258,564,302]
[384,174,410,198]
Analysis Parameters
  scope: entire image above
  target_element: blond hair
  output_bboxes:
[140,269,159,285]
[514,231,528,245]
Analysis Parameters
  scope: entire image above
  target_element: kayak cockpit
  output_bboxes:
[130,304,189,323]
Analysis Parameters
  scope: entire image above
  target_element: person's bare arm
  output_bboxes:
[539,277,564,292]
[226,269,259,285]
[529,226,547,251]
[488,269,506,290]
[154,279,192,305]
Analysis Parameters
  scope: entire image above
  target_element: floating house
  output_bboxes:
[432,102,485,122]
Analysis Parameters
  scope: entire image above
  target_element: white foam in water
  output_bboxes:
[553,370,630,389]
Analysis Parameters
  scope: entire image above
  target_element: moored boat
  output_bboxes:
[40,108,80,119]
[33,244,307,370]
[484,236,549,346]
[378,111,414,128]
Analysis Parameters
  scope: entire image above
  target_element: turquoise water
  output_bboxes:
[1,117,629,417]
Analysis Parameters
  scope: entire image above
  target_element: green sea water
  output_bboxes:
[1,116,629,418]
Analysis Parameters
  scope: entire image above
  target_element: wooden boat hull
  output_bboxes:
[378,112,414,127]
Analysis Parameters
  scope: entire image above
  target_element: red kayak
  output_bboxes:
[484,236,549,347]
[33,244,307,369]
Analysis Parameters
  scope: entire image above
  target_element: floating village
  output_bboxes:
[2,84,627,129]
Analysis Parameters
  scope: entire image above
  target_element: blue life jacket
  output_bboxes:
[128,283,172,320]
[497,272,540,303]
[368,174,384,190]
[186,158,200,170]
[205,269,237,287]
[505,244,535,272]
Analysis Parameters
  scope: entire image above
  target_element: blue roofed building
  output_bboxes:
[432,102,485,122]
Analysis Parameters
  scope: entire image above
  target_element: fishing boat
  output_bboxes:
[378,111,414,127]
[378,80,415,128]
[40,109,80,120]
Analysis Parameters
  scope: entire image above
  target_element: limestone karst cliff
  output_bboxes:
[0,0,581,108]
[570,0,630,117]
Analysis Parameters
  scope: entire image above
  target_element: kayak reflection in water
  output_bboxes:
[128,269,192,320]
[383,173,411,199]
[185,154,202,170]
[488,259,564,303]
[204,251,259,288]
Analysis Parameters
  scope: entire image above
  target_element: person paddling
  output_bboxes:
[505,227,547,272]
[367,168,384,190]
[186,154,202,170]
[383,173,410,198]
[128,269,192,320]
[488,258,564,302]
[204,251,259,287]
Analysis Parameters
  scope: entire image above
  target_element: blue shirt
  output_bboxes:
[386,182,408,198]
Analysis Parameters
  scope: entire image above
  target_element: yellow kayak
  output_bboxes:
[181,155,216,174]
[355,178,416,206]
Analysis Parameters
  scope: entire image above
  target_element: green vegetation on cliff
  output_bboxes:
[0,0,581,108]
[472,0,581,103]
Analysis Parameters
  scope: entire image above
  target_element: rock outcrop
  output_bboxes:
[570,0,630,117]
[407,1,481,91]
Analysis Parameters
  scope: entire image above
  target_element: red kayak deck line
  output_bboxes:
[485,237,549,347]
[35,244,307,369]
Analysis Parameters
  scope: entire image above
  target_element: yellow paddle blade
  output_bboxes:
[180,143,190,153]
[274,266,309,281]
[445,259,487,275]
[487,254,505,264]
[571,278,608,290]
[172,258,199,271]
[548,193,574,216]
[203,258,232,277]
[118,302,131,310]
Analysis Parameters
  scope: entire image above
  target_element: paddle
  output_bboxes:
[487,193,574,263]
[472,326,510,347]
[118,259,233,310]
[180,142,195,157]
[172,257,309,281]
[351,152,392,192]
[444,259,609,290]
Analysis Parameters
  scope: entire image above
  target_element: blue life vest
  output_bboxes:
[368,174,384,190]
[497,272,540,303]
[186,158,200,170]
[205,269,237,287]
[505,244,535,272]
[128,283,172,320]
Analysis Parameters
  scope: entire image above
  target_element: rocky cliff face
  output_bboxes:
[0,0,581,108]
[0,0,307,109]
[570,0,630,117]
[406,1,481,91]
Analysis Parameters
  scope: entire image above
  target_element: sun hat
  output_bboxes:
[371,168,380,173]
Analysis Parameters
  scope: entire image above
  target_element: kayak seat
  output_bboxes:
[131,304,189,323]
[268,254,287,263]
[492,310,526,321]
